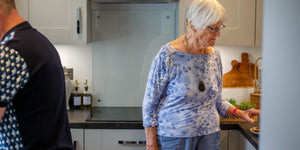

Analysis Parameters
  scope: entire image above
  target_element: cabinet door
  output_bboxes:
[228,130,256,150]
[179,0,256,46]
[25,0,88,45]
[28,0,71,45]
[71,129,84,150]
[220,130,228,150]
[70,0,90,45]
[85,129,146,150]
[255,0,263,46]
[217,0,256,46]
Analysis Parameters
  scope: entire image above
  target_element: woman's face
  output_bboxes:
[194,21,223,47]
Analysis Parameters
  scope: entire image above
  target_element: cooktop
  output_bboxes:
[86,107,142,122]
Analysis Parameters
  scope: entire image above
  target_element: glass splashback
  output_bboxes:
[91,3,177,106]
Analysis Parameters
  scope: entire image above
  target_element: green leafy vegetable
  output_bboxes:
[226,98,256,110]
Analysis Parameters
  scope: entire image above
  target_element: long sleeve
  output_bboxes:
[142,48,170,127]
[215,50,232,118]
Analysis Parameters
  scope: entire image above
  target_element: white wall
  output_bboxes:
[55,45,94,93]
[260,0,300,149]
[55,44,262,106]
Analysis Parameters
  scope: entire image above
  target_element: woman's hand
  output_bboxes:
[238,108,261,123]
[146,144,159,150]
[226,106,261,123]
[145,126,159,150]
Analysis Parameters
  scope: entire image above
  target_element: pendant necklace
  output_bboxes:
[185,35,206,92]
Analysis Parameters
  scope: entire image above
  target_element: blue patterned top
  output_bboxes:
[142,43,232,137]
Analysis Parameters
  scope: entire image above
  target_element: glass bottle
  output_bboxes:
[69,80,82,109]
[81,80,92,110]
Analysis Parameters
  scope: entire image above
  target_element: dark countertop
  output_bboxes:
[68,108,143,129]
[239,122,259,149]
[68,107,258,149]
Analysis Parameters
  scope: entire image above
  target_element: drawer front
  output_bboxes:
[71,129,84,150]
[85,129,146,150]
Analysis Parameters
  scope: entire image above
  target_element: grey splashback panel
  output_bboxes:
[92,3,177,107]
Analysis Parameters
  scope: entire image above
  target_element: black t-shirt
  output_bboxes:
[0,22,73,150]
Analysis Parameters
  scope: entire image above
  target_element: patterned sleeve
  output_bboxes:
[0,45,29,107]
[215,50,232,118]
[142,47,170,127]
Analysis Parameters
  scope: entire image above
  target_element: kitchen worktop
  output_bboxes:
[68,107,259,149]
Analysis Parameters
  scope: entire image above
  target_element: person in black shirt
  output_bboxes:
[0,0,73,149]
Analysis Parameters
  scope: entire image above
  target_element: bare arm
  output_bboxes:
[225,106,260,123]
[0,107,6,123]
[145,126,159,150]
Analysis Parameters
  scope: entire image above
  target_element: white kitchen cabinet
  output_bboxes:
[15,0,89,45]
[228,130,256,150]
[220,130,228,150]
[71,129,85,150]
[179,0,262,46]
[255,0,263,46]
[85,129,146,150]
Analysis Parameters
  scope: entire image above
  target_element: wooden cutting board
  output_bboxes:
[223,53,256,88]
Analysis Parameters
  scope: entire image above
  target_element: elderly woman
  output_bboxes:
[142,0,260,150]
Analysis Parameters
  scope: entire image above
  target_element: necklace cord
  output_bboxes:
[185,35,191,53]
[184,35,205,92]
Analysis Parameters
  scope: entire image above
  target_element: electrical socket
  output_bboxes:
[66,68,73,80]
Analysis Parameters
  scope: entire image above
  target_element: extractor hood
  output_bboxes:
[92,0,178,3]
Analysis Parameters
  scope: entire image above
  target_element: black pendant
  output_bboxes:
[198,80,205,92]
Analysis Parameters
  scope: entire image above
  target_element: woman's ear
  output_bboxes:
[189,20,197,33]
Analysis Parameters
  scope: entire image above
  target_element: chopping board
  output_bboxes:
[223,53,257,88]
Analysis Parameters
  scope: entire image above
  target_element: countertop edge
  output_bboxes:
[238,122,259,149]
[68,109,258,149]
[69,121,258,149]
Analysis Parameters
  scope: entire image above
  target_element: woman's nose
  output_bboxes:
[217,31,220,37]
[213,30,221,37]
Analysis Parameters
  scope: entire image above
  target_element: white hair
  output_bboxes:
[186,0,227,32]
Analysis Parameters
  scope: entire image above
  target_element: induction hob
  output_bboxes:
[86,107,142,122]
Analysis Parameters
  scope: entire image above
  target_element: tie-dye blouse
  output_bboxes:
[142,43,232,137]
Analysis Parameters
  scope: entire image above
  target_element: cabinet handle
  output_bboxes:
[76,7,81,34]
[73,140,77,150]
[118,140,146,145]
